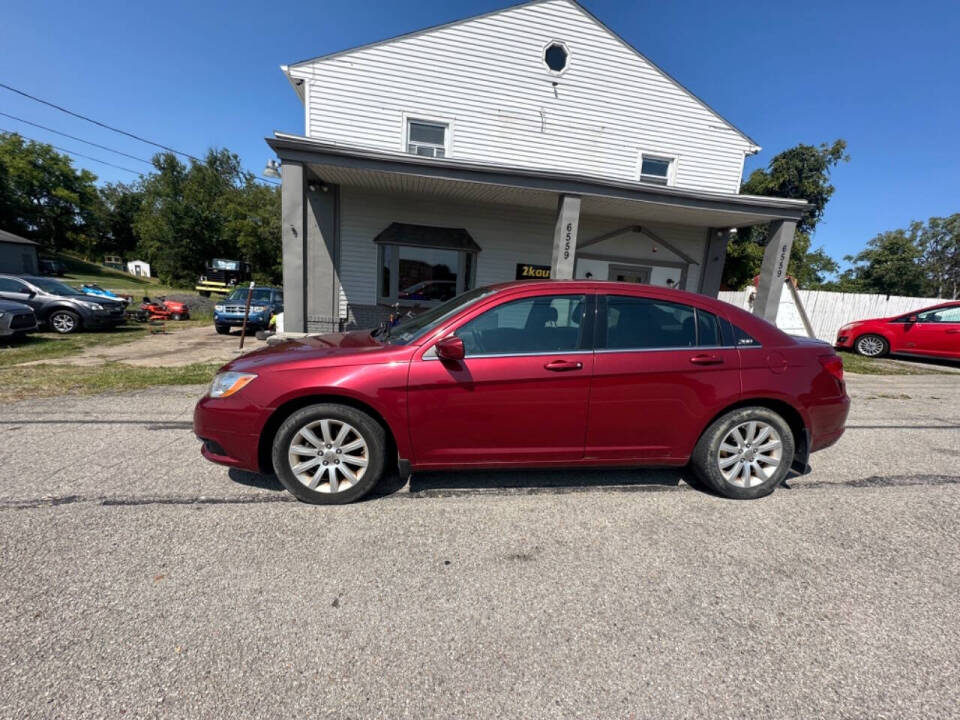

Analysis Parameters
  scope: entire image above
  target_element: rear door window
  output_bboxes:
[601,296,696,350]
[456,294,587,356]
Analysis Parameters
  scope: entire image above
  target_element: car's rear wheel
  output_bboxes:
[690,407,795,500]
[272,404,385,504]
[49,309,80,334]
[854,334,888,357]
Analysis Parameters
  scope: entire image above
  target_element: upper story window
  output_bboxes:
[407,120,447,158]
[639,153,676,186]
[543,42,569,73]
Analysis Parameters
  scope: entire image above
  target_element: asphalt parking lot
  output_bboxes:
[2,374,959,718]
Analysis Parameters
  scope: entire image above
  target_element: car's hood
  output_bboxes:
[222,330,410,372]
[0,299,33,312]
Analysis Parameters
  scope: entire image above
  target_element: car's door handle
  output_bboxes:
[544,359,583,371]
[690,353,724,365]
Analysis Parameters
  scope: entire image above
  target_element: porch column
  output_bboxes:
[753,219,796,323]
[699,228,730,298]
[550,194,581,280]
[281,160,306,333]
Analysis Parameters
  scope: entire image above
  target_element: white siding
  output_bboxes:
[291,0,754,194]
[338,186,708,315]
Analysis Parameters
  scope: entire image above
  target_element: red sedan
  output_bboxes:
[194,281,849,503]
[835,301,960,359]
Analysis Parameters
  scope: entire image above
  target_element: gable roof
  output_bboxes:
[0,229,39,246]
[283,0,759,150]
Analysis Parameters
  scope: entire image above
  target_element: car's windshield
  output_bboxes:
[225,289,274,303]
[384,287,497,345]
[30,278,84,296]
[211,259,239,270]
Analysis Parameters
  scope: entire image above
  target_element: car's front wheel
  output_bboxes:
[48,309,81,334]
[214,324,231,335]
[854,334,888,357]
[690,407,795,500]
[272,404,386,504]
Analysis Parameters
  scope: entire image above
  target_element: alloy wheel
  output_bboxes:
[856,336,885,357]
[51,313,76,333]
[716,421,783,489]
[287,418,369,493]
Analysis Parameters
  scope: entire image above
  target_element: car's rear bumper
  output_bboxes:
[193,394,265,472]
[809,394,851,452]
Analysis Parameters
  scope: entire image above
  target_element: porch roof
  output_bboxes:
[267,133,808,228]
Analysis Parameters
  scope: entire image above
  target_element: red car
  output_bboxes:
[835,301,960,359]
[194,281,849,504]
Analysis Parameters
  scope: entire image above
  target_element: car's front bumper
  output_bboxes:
[0,312,38,336]
[214,312,270,327]
[193,394,266,472]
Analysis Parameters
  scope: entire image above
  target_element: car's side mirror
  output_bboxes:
[435,335,465,361]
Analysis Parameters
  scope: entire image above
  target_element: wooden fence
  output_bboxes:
[718,289,939,342]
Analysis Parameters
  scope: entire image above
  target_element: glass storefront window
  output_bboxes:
[379,244,476,304]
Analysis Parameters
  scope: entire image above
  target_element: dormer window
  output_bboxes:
[639,153,677,186]
[407,120,447,158]
[543,41,569,72]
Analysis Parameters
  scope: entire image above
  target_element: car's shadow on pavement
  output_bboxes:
[226,466,761,500]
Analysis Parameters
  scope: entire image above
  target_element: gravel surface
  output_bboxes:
[1,375,959,718]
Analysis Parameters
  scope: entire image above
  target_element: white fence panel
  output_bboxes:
[718,289,938,342]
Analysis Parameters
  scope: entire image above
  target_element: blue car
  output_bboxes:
[214,287,283,335]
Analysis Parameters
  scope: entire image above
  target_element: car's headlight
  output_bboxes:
[214,305,225,312]
[208,372,257,398]
[80,301,103,310]
[249,306,267,313]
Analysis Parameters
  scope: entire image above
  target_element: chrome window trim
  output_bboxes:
[422,349,594,361]
[596,345,731,354]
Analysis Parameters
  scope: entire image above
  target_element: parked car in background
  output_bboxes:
[195,281,850,505]
[0,299,38,338]
[836,301,960,359]
[214,287,283,335]
[38,258,66,276]
[0,274,126,334]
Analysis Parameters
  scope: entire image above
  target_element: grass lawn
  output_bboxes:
[0,362,220,402]
[839,351,954,375]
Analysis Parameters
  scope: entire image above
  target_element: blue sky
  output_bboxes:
[2,0,958,269]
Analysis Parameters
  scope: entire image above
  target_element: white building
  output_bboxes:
[269,0,805,332]
[127,259,151,277]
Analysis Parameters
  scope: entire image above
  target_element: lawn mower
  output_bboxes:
[134,296,190,322]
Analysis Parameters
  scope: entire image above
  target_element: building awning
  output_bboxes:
[267,133,809,228]
[373,222,482,252]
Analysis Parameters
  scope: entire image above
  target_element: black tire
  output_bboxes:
[170,313,182,321]
[272,404,386,505]
[48,309,81,334]
[690,406,795,500]
[198,290,211,298]
[215,324,231,335]
[854,334,889,357]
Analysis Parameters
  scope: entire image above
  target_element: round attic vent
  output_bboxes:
[544,42,568,72]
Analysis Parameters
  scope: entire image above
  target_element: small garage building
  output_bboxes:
[0,229,39,275]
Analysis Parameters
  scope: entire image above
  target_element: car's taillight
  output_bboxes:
[818,354,844,382]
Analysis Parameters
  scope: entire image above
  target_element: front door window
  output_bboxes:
[455,294,587,356]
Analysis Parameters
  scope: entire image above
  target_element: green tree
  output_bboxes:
[724,140,847,289]
[919,214,960,299]
[97,182,144,258]
[0,132,101,251]
[135,149,281,286]
[841,226,927,296]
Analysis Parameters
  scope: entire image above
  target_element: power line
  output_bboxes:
[0,80,200,162]
[0,111,154,166]
[0,128,143,175]
[0,81,280,186]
